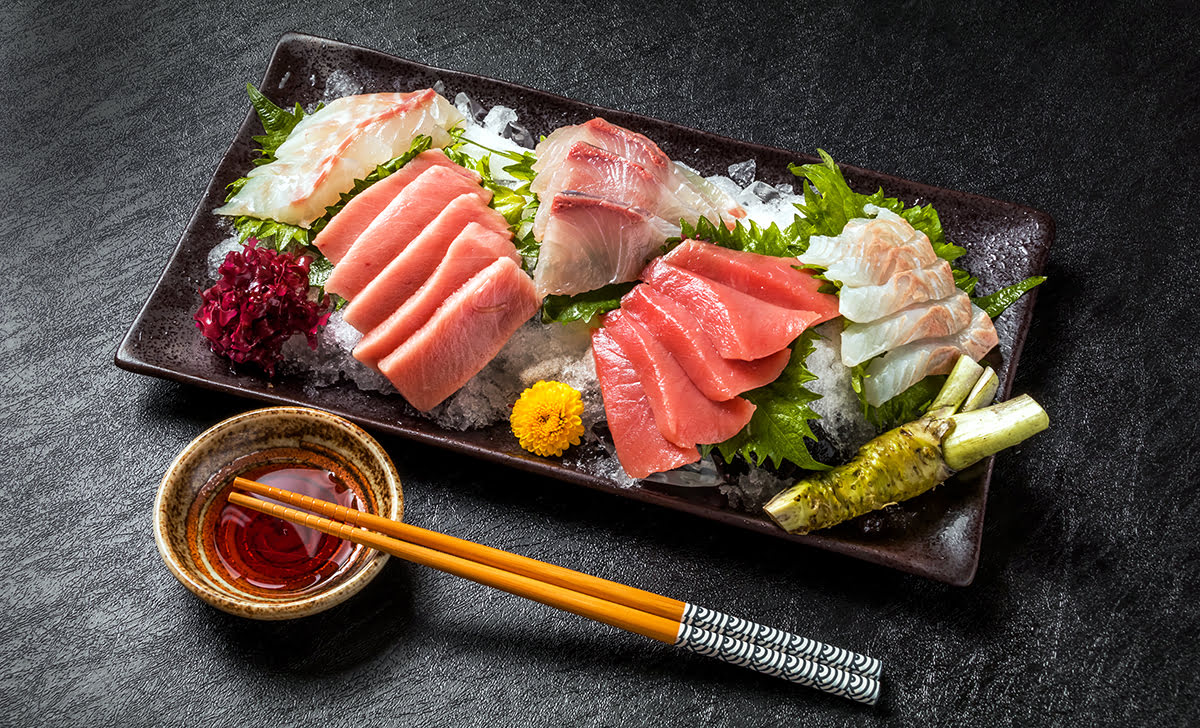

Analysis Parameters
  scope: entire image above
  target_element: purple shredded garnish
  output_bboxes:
[194,239,331,376]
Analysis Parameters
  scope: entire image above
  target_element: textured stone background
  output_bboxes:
[1,1,1197,726]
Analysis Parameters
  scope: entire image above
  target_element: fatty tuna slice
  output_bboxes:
[640,258,820,361]
[840,291,975,367]
[324,165,492,299]
[534,191,679,298]
[591,329,699,479]
[662,240,840,323]
[620,286,790,401]
[377,257,539,412]
[342,195,511,332]
[314,149,480,264]
[353,223,520,369]
[602,310,755,448]
[861,304,999,406]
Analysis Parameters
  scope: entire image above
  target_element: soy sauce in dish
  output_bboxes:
[203,464,364,594]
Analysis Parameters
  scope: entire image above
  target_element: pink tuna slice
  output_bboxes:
[591,328,699,479]
[620,285,790,401]
[662,240,840,323]
[640,258,821,361]
[353,223,520,369]
[377,257,539,412]
[534,191,678,298]
[313,149,480,264]
[341,195,511,332]
[324,165,492,299]
[602,310,755,448]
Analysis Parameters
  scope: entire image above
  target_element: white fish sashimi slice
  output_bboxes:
[838,259,958,323]
[215,90,464,228]
[799,211,936,280]
[534,191,679,298]
[861,304,999,406]
[840,291,975,367]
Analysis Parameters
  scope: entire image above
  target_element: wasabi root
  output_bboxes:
[763,357,1048,534]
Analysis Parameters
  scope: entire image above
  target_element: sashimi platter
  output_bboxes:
[119,34,1053,584]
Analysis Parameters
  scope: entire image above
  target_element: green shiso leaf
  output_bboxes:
[973,276,1047,319]
[245,83,313,166]
[716,330,831,471]
[666,215,805,258]
[541,283,637,324]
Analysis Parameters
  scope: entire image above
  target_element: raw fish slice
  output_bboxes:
[861,304,999,406]
[837,258,958,323]
[342,196,511,332]
[325,166,492,299]
[662,240,839,322]
[603,310,755,448]
[800,207,937,283]
[215,90,464,228]
[354,223,520,369]
[314,150,480,264]
[591,329,699,479]
[534,192,679,298]
[531,143,703,238]
[377,258,539,412]
[621,286,790,401]
[533,118,744,223]
[640,259,820,361]
[840,292,975,367]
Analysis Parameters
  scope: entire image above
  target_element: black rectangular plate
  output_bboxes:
[116,32,1053,586]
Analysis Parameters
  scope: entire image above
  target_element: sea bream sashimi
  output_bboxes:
[840,292,975,367]
[314,149,480,264]
[591,329,699,479]
[324,165,492,300]
[799,206,938,286]
[836,258,958,323]
[377,257,539,412]
[533,192,678,298]
[861,304,999,406]
[602,310,755,448]
[215,89,464,228]
[661,240,840,322]
[341,194,511,333]
[640,258,822,361]
[619,286,790,401]
[353,223,520,369]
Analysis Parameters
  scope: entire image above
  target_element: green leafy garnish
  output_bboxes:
[245,83,312,166]
[973,276,1047,319]
[667,215,805,258]
[541,283,636,324]
[849,364,947,430]
[716,331,831,471]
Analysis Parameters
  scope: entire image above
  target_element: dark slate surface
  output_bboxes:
[1,1,1196,725]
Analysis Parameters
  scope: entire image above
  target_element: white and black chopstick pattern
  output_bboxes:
[674,623,880,705]
[681,603,882,679]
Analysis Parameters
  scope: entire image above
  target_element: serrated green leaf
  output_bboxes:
[716,331,831,471]
[973,276,1046,319]
[541,283,636,324]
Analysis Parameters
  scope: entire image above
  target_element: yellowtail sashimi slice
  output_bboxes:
[215,89,464,228]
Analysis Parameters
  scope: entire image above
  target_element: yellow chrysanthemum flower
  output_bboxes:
[510,380,585,457]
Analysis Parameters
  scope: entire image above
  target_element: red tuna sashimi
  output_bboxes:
[603,310,755,448]
[640,259,821,361]
[342,195,511,332]
[313,150,480,264]
[591,328,699,479]
[620,286,790,401]
[324,165,492,299]
[534,191,678,298]
[354,223,520,369]
[662,240,840,323]
[377,257,539,412]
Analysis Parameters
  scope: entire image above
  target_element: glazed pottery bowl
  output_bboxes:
[155,406,402,619]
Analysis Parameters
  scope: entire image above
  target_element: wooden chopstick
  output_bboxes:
[232,477,881,680]
[229,482,880,705]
